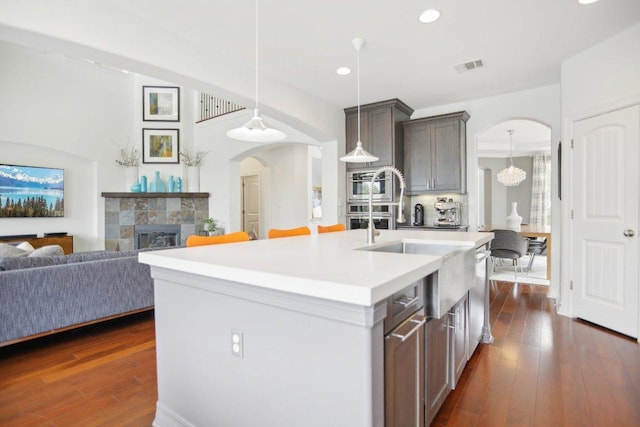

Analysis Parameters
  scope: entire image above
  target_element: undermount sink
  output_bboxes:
[361,240,475,318]
[365,241,467,259]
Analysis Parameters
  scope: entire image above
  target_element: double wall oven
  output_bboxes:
[346,168,398,230]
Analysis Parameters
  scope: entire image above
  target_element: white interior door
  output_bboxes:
[242,175,260,239]
[571,105,639,338]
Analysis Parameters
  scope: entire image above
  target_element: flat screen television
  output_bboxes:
[0,164,64,217]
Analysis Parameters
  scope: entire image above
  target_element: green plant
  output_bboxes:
[203,217,217,231]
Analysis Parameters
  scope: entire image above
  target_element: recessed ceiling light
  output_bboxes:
[337,67,351,76]
[578,0,599,4]
[419,9,440,24]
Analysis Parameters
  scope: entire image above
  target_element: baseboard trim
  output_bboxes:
[153,402,195,427]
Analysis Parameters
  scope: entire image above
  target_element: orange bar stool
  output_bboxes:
[186,231,250,247]
[317,224,346,233]
[268,226,311,239]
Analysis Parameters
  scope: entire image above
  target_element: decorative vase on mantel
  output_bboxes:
[505,202,522,231]
[187,166,200,192]
[124,167,139,192]
[149,171,166,193]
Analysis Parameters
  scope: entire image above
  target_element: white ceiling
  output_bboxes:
[0,0,638,149]
[102,0,640,110]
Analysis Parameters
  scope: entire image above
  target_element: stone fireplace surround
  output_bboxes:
[102,192,209,251]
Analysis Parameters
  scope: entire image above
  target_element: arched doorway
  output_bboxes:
[477,119,552,284]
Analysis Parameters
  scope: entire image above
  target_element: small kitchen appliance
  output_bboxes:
[413,203,424,226]
[434,197,461,227]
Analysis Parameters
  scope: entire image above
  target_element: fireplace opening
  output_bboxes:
[135,224,181,249]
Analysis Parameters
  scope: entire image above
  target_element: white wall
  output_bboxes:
[562,23,640,118]
[478,158,507,225]
[0,42,135,251]
[559,23,640,316]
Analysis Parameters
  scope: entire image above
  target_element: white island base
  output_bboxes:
[140,230,493,427]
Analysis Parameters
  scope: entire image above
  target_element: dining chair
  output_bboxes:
[526,238,547,274]
[267,226,311,239]
[317,224,346,233]
[186,231,250,247]
[489,229,529,279]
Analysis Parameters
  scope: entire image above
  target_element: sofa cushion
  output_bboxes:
[72,250,139,262]
[16,242,35,253]
[0,255,69,271]
[0,243,29,257]
[28,245,64,257]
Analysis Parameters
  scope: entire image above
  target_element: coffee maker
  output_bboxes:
[413,204,424,226]
[434,197,461,227]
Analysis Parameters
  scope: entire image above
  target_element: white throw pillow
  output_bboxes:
[0,243,29,257]
[16,241,35,253]
[28,245,64,257]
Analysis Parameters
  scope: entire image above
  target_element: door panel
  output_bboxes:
[572,105,639,338]
[242,175,260,239]
[433,119,461,191]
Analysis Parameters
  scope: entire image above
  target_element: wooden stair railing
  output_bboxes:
[197,92,245,123]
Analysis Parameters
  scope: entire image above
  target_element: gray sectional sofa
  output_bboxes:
[0,248,155,346]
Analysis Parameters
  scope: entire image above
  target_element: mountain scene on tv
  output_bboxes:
[0,165,64,217]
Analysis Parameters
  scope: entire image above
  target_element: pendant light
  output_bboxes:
[227,0,286,142]
[340,38,379,163]
[497,129,527,186]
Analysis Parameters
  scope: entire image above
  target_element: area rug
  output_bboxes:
[489,254,549,286]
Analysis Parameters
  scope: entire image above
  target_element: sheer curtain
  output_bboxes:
[529,154,551,225]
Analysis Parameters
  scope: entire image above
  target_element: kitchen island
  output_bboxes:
[139,229,493,427]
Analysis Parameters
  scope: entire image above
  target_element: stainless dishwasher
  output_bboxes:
[384,279,426,427]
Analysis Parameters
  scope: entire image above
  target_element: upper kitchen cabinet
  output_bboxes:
[344,99,413,170]
[403,111,470,194]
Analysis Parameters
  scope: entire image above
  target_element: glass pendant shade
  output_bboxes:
[227,109,286,142]
[497,129,526,186]
[227,0,286,143]
[340,141,379,163]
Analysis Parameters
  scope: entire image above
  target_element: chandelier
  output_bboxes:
[497,129,526,186]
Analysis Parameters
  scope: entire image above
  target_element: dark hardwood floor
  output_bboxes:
[1,282,639,426]
[0,312,157,426]
[433,281,640,427]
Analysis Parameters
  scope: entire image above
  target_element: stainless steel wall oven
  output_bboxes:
[347,168,393,203]
[346,203,396,230]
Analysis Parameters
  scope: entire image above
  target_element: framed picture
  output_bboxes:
[142,128,180,164]
[143,86,180,122]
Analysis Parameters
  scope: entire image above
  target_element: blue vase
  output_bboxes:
[176,177,183,192]
[140,175,147,193]
[168,175,175,193]
[150,171,165,192]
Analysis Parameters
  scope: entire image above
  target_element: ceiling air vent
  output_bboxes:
[454,59,484,73]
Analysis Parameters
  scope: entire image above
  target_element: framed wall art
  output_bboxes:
[142,128,180,164]
[143,86,180,122]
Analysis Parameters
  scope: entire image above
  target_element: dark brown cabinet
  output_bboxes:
[344,99,413,170]
[425,314,450,426]
[449,293,468,390]
[385,311,426,427]
[403,111,469,194]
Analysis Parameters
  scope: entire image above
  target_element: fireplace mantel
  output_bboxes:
[101,192,209,198]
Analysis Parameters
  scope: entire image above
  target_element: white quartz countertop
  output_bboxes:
[139,229,493,306]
